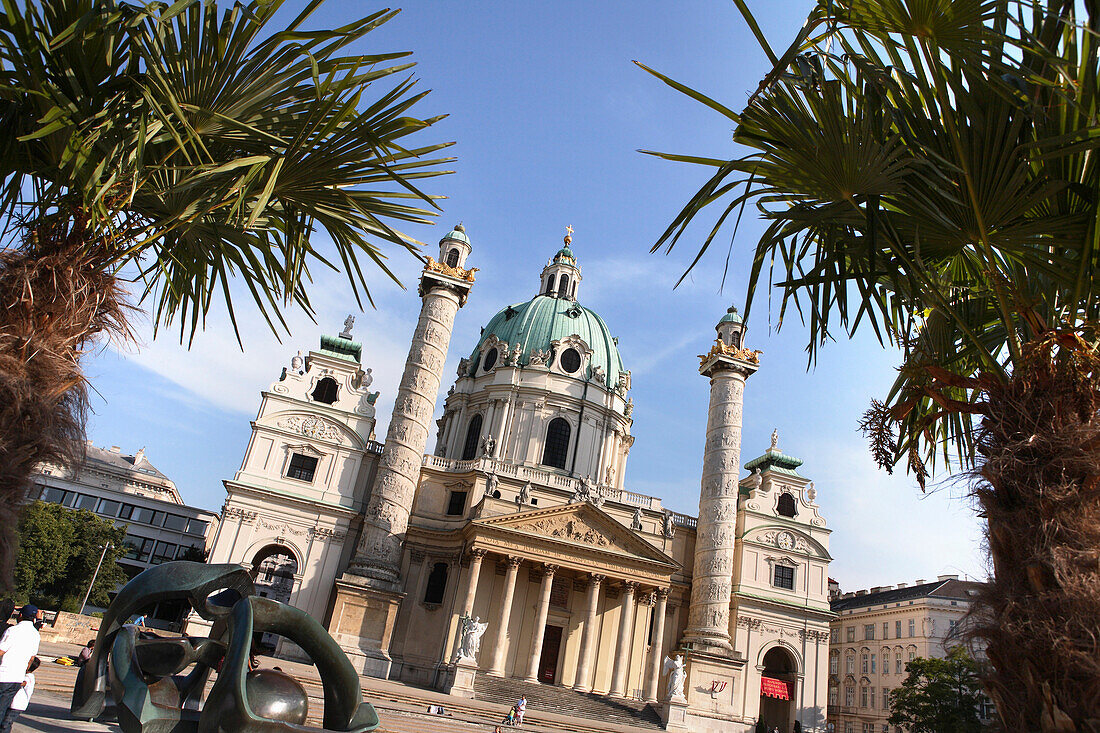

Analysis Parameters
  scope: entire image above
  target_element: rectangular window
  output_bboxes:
[97,499,120,517]
[909,651,916,663]
[949,619,958,634]
[287,453,319,482]
[883,687,890,709]
[908,618,915,637]
[870,686,875,708]
[845,686,854,707]
[896,656,903,674]
[883,650,890,673]
[831,627,840,644]
[895,620,902,638]
[871,654,876,673]
[773,564,794,589]
[883,726,890,733]
[162,514,187,531]
[830,656,838,675]
[864,623,875,640]
[846,626,856,642]
[846,655,855,674]
[75,494,98,511]
[124,536,154,562]
[829,686,838,706]
[445,490,468,516]
[862,653,869,674]
[186,518,208,536]
[152,542,177,564]
[40,487,66,504]
[150,510,166,527]
[860,686,868,707]
[883,622,889,639]
[845,724,853,733]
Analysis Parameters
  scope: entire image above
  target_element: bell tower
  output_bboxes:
[538,227,582,300]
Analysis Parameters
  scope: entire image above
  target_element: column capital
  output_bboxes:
[467,548,488,563]
[619,580,637,595]
[587,573,606,587]
[410,549,427,563]
[656,587,671,600]
[537,563,559,578]
[503,555,524,569]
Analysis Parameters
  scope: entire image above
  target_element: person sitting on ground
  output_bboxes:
[75,640,94,667]
[0,657,39,733]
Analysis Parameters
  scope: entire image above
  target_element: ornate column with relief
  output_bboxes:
[486,556,523,677]
[608,581,637,698]
[523,564,557,682]
[330,226,476,678]
[572,573,605,693]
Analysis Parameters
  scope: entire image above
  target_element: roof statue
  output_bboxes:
[339,314,355,340]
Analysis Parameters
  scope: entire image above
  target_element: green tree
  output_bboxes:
[638,1,1099,728]
[12,501,128,611]
[0,0,453,586]
[888,647,985,733]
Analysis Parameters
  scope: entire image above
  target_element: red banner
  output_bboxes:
[760,676,791,700]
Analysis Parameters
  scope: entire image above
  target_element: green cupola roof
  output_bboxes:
[466,295,624,389]
[441,222,469,244]
[554,245,576,263]
[744,447,804,477]
[718,305,744,325]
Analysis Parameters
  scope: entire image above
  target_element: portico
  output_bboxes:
[442,503,679,700]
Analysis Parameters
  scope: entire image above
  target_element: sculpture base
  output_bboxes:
[441,657,479,699]
[328,574,405,679]
[661,696,690,730]
[676,648,747,732]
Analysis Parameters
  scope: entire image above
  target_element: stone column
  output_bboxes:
[348,263,473,586]
[459,549,487,617]
[681,347,758,653]
[643,588,670,702]
[608,581,637,698]
[487,556,523,677]
[523,564,557,682]
[572,573,605,692]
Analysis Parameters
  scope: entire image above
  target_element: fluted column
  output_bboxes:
[682,347,757,652]
[608,581,637,698]
[572,573,605,692]
[487,556,523,677]
[349,263,473,586]
[644,588,670,702]
[523,564,557,682]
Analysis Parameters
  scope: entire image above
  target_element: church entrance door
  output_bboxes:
[537,625,563,683]
[758,647,797,732]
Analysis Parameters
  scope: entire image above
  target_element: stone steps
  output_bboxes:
[472,674,664,730]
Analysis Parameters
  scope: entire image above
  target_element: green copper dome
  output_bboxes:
[441,223,469,244]
[467,295,624,389]
[718,305,744,325]
[555,245,576,262]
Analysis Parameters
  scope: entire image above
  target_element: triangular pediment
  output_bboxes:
[470,502,679,570]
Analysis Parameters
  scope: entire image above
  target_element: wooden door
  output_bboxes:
[538,625,563,683]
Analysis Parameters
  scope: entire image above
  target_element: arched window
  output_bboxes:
[545,274,556,295]
[446,248,460,267]
[777,491,798,517]
[423,562,448,604]
[541,417,571,469]
[461,414,483,460]
[557,274,570,298]
[311,377,339,404]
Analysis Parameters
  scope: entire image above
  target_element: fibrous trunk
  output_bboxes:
[0,220,128,589]
[972,336,1100,732]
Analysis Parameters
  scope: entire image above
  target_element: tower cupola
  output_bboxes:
[539,226,582,300]
[716,305,746,349]
[439,222,472,269]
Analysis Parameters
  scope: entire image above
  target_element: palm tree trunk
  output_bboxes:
[0,221,128,590]
[972,337,1100,732]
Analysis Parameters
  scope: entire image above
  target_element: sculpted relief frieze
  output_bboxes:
[523,516,611,548]
[277,415,343,442]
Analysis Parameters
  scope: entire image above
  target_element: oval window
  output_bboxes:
[482,347,498,371]
[559,348,581,374]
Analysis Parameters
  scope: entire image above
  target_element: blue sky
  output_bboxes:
[82,0,987,592]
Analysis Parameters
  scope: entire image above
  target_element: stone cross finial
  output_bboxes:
[339,314,355,339]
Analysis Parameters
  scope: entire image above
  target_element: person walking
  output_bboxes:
[515,695,527,726]
[0,657,39,733]
[0,606,41,723]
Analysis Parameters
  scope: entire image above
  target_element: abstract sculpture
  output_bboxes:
[70,561,379,733]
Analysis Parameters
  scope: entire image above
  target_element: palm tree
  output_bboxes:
[0,0,453,586]
[638,1,1099,729]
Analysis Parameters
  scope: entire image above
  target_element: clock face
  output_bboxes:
[777,532,795,550]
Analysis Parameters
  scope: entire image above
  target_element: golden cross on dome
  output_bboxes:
[566,225,574,236]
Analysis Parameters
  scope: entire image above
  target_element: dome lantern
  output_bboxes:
[539,226,582,300]
[439,222,472,269]
[716,305,746,349]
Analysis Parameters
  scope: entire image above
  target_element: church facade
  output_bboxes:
[189,225,834,732]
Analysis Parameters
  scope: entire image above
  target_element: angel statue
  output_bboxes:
[457,615,489,661]
[663,654,687,700]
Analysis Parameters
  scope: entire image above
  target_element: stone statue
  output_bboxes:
[362,367,373,388]
[485,472,499,496]
[289,351,305,376]
[806,481,816,502]
[511,343,523,365]
[457,357,470,377]
[663,654,686,700]
[605,463,616,486]
[615,371,631,396]
[339,314,355,339]
[481,434,496,458]
[570,477,603,506]
[624,398,634,418]
[770,428,779,450]
[662,510,676,539]
[457,616,489,661]
[744,467,763,492]
[528,348,550,366]
[631,508,643,531]
[591,365,606,383]
[517,482,531,508]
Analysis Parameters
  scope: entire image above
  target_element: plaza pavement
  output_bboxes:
[21,641,642,733]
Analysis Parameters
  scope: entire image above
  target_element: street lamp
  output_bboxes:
[79,542,112,616]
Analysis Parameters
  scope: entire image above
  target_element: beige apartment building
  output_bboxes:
[827,576,989,733]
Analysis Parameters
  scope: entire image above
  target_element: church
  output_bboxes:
[187,225,834,732]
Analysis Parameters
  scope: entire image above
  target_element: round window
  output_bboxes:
[482,347,498,371]
[559,348,581,374]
